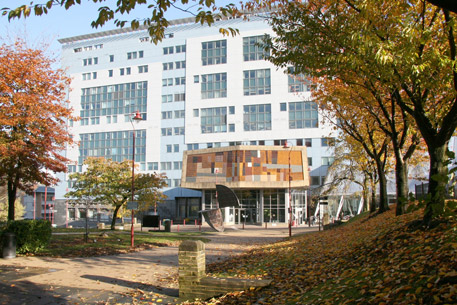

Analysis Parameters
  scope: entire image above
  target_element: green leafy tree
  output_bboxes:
[66,157,166,230]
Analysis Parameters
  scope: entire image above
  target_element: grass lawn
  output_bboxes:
[31,231,209,258]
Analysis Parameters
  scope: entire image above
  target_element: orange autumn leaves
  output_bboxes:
[187,209,457,305]
[0,39,77,219]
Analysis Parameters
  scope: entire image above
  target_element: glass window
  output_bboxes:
[174,144,179,152]
[80,81,147,119]
[79,129,146,164]
[163,62,173,70]
[161,128,172,136]
[243,69,271,96]
[174,127,185,135]
[288,67,311,93]
[175,77,186,85]
[305,138,312,147]
[194,75,199,83]
[202,40,227,66]
[201,73,227,99]
[174,110,185,119]
[243,35,269,61]
[166,145,172,153]
[109,55,114,62]
[174,93,185,102]
[176,45,186,53]
[176,61,186,69]
[322,157,334,166]
[308,157,312,166]
[229,124,235,132]
[200,107,227,134]
[162,78,173,86]
[289,101,318,129]
[161,111,172,119]
[148,162,158,170]
[162,94,173,103]
[243,104,272,131]
[280,103,287,111]
[138,65,148,73]
[321,138,335,147]
[229,106,235,114]
[163,46,174,55]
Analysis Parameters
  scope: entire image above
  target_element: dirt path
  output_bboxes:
[0,224,317,304]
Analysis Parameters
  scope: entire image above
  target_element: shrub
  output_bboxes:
[3,220,52,254]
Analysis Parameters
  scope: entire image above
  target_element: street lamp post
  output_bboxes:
[283,141,292,237]
[130,110,143,248]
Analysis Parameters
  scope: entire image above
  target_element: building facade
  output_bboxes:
[181,145,309,224]
[56,14,335,223]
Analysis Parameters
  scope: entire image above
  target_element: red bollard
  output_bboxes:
[171,220,173,226]
[184,219,186,226]
[160,220,162,230]
[177,224,180,232]
[265,222,268,229]
[195,219,197,226]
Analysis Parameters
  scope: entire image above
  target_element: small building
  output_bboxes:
[180,145,310,225]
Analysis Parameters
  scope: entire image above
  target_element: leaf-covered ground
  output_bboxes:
[184,208,457,305]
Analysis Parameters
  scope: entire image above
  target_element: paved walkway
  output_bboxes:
[0,224,318,305]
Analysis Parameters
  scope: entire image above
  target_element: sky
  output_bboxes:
[0,0,207,55]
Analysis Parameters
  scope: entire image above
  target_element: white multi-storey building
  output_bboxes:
[56,14,335,224]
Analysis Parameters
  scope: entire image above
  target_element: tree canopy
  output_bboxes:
[1,0,241,43]
[0,39,76,220]
[258,0,457,223]
[66,157,167,230]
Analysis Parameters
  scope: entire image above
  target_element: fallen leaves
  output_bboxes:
[183,208,457,304]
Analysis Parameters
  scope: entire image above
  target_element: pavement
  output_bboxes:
[0,223,318,305]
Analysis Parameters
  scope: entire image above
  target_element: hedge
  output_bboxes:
[2,220,52,254]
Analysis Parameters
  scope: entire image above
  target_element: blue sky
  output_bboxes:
[0,0,203,54]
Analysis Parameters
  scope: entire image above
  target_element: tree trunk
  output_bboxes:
[85,206,89,243]
[395,160,409,216]
[423,142,449,225]
[363,177,369,213]
[375,160,389,213]
[110,204,122,230]
[370,178,377,213]
[7,179,17,221]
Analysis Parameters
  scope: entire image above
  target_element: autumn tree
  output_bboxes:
[320,89,391,213]
[246,0,457,224]
[325,136,380,214]
[311,74,421,215]
[0,39,76,221]
[66,157,166,230]
[2,0,241,43]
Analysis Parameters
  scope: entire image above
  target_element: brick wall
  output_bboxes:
[178,240,271,301]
